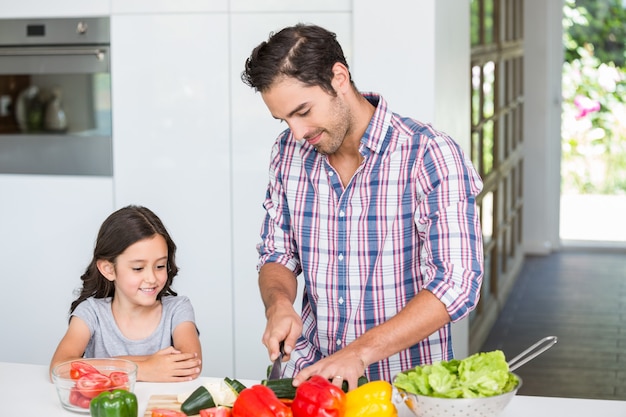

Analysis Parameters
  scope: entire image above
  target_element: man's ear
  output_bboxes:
[96,259,116,281]
[331,62,351,93]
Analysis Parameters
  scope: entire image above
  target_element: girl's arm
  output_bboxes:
[172,321,203,364]
[49,316,92,380]
[122,321,202,382]
[51,318,202,383]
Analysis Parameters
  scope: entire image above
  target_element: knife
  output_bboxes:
[268,340,285,380]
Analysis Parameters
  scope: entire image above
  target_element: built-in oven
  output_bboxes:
[0,17,111,176]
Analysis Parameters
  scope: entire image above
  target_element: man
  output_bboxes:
[242,23,484,391]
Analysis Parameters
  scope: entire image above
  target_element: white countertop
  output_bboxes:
[2,361,626,416]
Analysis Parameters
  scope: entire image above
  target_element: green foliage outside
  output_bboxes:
[562,0,626,194]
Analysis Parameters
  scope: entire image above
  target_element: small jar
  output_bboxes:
[45,87,68,132]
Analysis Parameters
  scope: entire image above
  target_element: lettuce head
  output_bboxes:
[393,350,520,399]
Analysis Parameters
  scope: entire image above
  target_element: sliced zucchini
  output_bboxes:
[180,385,216,416]
[341,375,369,392]
[261,378,297,399]
[223,377,247,395]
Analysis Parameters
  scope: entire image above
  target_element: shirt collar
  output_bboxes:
[360,92,393,155]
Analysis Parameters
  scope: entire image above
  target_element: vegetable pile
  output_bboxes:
[393,350,519,399]
[67,360,131,409]
[174,375,397,417]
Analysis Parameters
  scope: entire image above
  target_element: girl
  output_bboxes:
[50,205,202,382]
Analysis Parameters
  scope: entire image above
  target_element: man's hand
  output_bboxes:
[262,299,303,362]
[292,346,367,391]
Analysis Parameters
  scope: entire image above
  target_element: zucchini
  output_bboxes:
[341,375,369,393]
[261,378,297,399]
[180,385,216,416]
[224,377,247,395]
[261,374,369,399]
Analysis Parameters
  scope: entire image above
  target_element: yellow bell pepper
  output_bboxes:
[344,380,398,417]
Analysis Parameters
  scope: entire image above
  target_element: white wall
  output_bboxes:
[523,0,564,255]
[0,0,473,376]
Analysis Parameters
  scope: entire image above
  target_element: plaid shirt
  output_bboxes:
[257,93,484,381]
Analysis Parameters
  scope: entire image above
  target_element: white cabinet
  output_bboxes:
[0,0,109,18]
[231,0,350,12]
[0,175,114,364]
[111,0,227,14]
[111,14,235,378]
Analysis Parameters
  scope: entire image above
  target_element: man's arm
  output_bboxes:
[291,289,450,390]
[259,262,302,362]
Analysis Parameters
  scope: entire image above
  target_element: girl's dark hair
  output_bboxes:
[70,205,179,314]
[241,23,353,94]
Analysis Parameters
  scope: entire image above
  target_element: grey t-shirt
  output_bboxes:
[72,295,197,358]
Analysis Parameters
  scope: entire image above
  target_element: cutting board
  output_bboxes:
[144,394,199,417]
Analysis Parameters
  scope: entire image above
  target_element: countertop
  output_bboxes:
[2,361,626,416]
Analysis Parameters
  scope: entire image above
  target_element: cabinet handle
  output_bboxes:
[0,48,107,61]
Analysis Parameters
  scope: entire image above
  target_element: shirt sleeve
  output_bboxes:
[256,133,302,275]
[71,298,97,337]
[167,295,197,332]
[415,133,484,321]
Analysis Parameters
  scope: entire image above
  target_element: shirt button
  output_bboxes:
[338,253,344,261]
[338,297,344,305]
[339,210,345,217]
[336,339,342,346]
[328,171,334,176]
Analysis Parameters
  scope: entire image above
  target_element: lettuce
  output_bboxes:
[394,350,520,398]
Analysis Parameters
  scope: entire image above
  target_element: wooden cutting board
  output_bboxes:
[144,394,199,417]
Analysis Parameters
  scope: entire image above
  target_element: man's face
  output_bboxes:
[261,77,352,155]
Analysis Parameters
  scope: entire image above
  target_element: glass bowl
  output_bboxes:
[51,358,137,413]
[394,374,522,417]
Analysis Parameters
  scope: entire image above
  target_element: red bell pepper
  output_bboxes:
[231,384,292,417]
[291,375,346,417]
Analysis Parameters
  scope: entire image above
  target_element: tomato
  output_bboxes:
[151,409,187,417]
[76,373,112,399]
[69,386,92,409]
[109,371,130,389]
[70,360,100,380]
[199,406,232,417]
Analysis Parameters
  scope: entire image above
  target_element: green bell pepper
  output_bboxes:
[89,389,138,417]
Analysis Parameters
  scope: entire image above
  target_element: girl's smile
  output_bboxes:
[139,286,159,295]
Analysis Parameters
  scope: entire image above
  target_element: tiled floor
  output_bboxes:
[479,248,626,400]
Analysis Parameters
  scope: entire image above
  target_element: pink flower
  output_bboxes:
[574,95,601,119]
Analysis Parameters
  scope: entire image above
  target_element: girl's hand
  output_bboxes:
[138,346,202,382]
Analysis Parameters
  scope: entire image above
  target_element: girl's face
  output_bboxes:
[98,234,169,308]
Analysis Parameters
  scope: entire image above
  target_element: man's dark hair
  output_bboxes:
[242,23,353,95]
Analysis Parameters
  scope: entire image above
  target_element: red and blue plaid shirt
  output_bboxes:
[257,93,484,382]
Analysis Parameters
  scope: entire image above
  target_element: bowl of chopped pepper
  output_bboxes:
[393,351,521,417]
[51,358,138,413]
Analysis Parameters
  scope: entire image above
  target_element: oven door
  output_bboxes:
[0,17,112,177]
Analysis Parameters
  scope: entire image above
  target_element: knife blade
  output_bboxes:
[268,340,285,380]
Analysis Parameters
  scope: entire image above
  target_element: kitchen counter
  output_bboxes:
[2,361,626,416]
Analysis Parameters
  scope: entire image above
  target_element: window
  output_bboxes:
[470,0,526,352]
